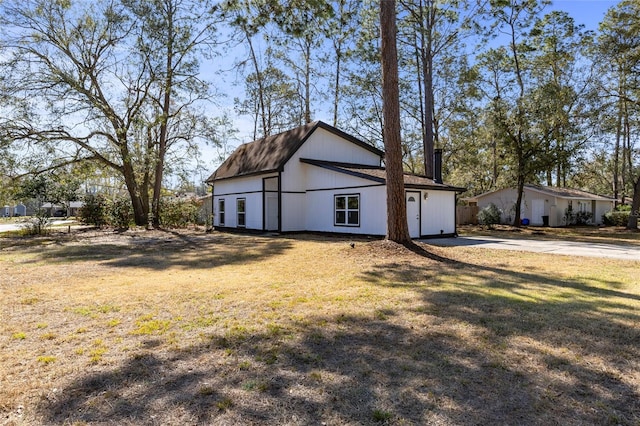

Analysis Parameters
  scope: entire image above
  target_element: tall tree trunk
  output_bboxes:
[513,148,525,227]
[414,34,425,175]
[492,138,498,188]
[420,1,435,180]
[624,107,632,195]
[122,159,148,227]
[152,1,175,229]
[333,49,341,127]
[621,99,629,199]
[304,39,312,123]
[613,87,623,205]
[381,0,410,243]
[246,32,268,138]
[509,13,526,227]
[629,176,639,229]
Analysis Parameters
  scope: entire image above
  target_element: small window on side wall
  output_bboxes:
[218,199,225,225]
[335,194,359,227]
[237,198,246,228]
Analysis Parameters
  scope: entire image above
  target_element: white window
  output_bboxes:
[335,194,359,227]
[237,198,246,228]
[218,199,225,225]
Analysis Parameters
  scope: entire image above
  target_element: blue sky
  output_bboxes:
[550,0,618,30]
[197,0,622,180]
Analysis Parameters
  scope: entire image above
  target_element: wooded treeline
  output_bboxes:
[1,0,639,227]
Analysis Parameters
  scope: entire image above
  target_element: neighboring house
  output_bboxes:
[2,204,27,217]
[467,185,615,226]
[41,201,84,217]
[205,121,465,238]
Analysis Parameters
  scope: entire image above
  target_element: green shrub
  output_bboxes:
[79,194,107,227]
[20,211,51,235]
[575,211,593,225]
[478,203,502,228]
[603,210,630,226]
[563,207,576,225]
[159,197,201,228]
[107,196,133,230]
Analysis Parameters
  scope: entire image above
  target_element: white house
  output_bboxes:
[467,185,615,226]
[205,121,465,238]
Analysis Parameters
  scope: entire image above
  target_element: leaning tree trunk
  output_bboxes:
[380,0,410,244]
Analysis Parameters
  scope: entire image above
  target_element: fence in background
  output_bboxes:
[457,205,479,225]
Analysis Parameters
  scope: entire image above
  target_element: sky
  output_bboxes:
[550,0,618,31]
[195,0,622,183]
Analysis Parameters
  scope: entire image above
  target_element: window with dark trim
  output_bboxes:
[218,199,225,225]
[237,198,246,227]
[335,194,359,226]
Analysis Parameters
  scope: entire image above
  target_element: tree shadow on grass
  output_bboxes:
[26,231,295,271]
[360,256,640,422]
[37,254,640,425]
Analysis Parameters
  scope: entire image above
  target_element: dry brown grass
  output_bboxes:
[459,224,640,246]
[1,228,639,425]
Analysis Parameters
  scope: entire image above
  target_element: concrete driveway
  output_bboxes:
[0,220,75,233]
[425,236,640,261]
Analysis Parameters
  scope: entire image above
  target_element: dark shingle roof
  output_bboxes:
[300,159,466,192]
[206,121,384,183]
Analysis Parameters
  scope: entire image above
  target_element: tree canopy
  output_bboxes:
[1,0,639,229]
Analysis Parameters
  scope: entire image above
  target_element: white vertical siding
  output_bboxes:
[281,193,306,232]
[421,190,456,236]
[305,186,387,235]
[555,198,570,226]
[282,127,382,195]
[300,163,386,235]
[295,127,381,167]
[595,200,614,225]
[212,174,277,230]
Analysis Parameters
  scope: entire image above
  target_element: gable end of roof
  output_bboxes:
[206,121,384,183]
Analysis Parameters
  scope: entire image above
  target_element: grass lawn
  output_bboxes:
[1,228,639,425]
[459,224,640,246]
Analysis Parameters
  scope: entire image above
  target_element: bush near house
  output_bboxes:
[575,211,593,225]
[83,195,133,230]
[477,203,501,228]
[79,195,202,229]
[107,196,133,230]
[603,205,631,226]
[159,197,202,228]
[20,212,51,236]
[79,194,108,228]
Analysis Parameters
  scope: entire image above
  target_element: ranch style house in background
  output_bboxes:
[205,121,465,238]
[467,185,615,227]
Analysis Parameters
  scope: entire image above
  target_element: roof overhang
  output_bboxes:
[301,158,466,193]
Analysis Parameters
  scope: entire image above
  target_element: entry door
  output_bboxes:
[532,199,545,225]
[406,192,420,239]
[265,193,279,231]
